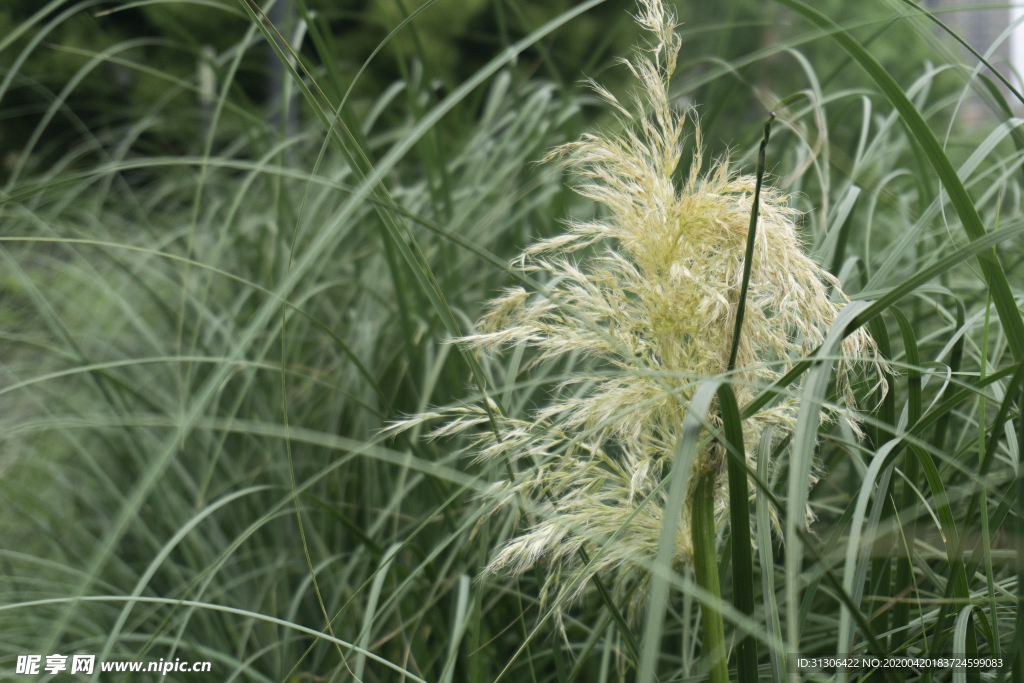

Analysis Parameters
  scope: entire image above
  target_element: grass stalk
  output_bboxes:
[891,307,922,652]
[691,467,728,683]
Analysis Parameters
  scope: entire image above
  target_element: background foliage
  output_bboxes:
[0,0,945,169]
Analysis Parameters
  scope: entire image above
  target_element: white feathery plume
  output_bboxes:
[387,0,882,619]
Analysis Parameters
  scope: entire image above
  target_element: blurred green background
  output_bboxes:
[0,0,952,175]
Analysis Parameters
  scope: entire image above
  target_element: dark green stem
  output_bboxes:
[691,468,728,683]
[727,113,773,373]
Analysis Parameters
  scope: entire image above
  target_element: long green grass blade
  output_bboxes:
[1014,381,1024,683]
[865,314,896,656]
[721,384,758,683]
[727,114,773,373]
[786,301,873,668]
[638,380,720,683]
[890,307,922,652]
[692,466,728,683]
[756,427,786,683]
[439,575,471,683]
[354,544,401,681]
[838,437,898,658]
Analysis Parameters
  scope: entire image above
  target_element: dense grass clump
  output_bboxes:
[1,1,1023,682]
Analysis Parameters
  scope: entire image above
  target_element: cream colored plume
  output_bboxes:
[388,0,879,619]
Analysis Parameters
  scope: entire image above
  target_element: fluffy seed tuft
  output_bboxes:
[388,0,882,618]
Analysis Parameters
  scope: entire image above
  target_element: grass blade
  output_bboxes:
[439,575,471,683]
[890,307,922,651]
[354,543,401,681]
[721,384,758,683]
[756,427,786,683]
[692,465,728,683]
[727,114,773,373]
[865,315,896,656]
[838,439,897,659]
[1014,384,1024,682]
[638,380,720,683]
[786,301,873,673]
[953,606,982,683]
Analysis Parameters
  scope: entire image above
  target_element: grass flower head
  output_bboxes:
[394,0,879,617]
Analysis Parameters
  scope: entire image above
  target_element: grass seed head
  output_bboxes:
[393,0,881,617]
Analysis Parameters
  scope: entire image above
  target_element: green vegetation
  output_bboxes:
[1,1,1022,682]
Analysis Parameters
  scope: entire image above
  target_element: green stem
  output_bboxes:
[691,468,728,683]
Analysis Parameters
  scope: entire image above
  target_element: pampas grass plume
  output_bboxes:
[388,0,880,619]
